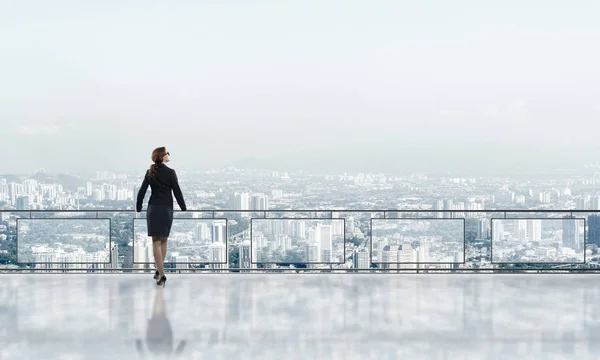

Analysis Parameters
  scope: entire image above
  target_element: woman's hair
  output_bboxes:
[148,147,167,177]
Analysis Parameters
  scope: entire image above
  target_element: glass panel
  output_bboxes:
[371,218,465,267]
[251,218,345,265]
[132,218,228,266]
[17,218,111,264]
[491,218,585,264]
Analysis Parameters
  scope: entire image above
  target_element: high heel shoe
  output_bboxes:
[157,275,167,287]
[153,270,160,280]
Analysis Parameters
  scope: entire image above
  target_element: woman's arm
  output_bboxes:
[136,175,149,212]
[171,170,187,211]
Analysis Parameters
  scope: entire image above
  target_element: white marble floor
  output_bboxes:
[0,274,599,359]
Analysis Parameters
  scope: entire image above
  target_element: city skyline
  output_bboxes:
[3,165,600,271]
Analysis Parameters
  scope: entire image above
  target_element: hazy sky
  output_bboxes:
[1,0,599,174]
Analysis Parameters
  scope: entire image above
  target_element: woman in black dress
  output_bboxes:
[136,147,187,286]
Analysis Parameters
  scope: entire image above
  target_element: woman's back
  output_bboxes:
[136,163,186,211]
[146,164,175,198]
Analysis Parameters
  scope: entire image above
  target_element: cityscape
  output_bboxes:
[2,0,599,358]
[2,164,600,272]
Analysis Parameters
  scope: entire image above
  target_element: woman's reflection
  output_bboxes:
[136,288,186,359]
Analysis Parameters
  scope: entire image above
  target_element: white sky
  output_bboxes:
[1,0,599,173]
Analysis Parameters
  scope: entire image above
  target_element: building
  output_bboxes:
[239,240,256,270]
[352,249,369,270]
[562,216,582,251]
[250,194,269,211]
[212,222,226,243]
[588,215,600,247]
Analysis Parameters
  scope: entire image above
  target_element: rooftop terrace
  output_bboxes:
[1,274,598,359]
[1,210,599,359]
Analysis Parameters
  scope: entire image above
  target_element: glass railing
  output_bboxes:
[0,209,598,272]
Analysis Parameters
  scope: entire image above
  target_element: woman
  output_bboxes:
[136,147,187,286]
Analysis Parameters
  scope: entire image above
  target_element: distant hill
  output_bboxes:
[30,172,83,191]
[0,175,22,182]
[229,157,280,170]
[227,142,598,176]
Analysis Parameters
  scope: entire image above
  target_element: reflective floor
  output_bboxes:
[0,274,599,359]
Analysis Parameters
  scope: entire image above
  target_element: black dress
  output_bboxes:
[136,164,187,237]
[146,204,174,237]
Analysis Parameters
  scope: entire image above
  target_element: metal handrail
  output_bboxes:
[1,208,597,273]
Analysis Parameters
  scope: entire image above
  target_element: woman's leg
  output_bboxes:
[152,236,165,276]
[161,238,168,262]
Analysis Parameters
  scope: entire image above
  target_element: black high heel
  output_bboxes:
[153,270,160,280]
[157,275,167,287]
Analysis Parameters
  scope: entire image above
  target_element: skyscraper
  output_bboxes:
[332,220,344,236]
[352,249,369,270]
[381,245,396,270]
[240,240,256,270]
[194,223,210,242]
[478,218,490,239]
[16,196,30,210]
[562,216,582,251]
[133,234,153,270]
[492,219,504,240]
[212,223,226,243]
[209,242,227,269]
[291,221,306,238]
[577,197,587,210]
[514,219,527,240]
[527,219,541,242]
[308,228,320,244]
[397,244,415,270]
[231,192,250,211]
[588,215,600,247]
[319,225,333,262]
[250,194,269,211]
[592,197,600,211]
[443,199,453,218]
[307,243,319,263]
[434,200,444,218]
[110,244,119,269]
